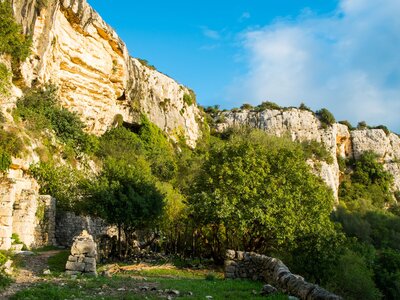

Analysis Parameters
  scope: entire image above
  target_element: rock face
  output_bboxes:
[11,0,203,147]
[65,230,97,275]
[225,250,342,300]
[216,109,400,200]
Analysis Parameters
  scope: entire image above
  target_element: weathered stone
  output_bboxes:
[65,261,85,272]
[260,284,278,296]
[224,250,342,300]
[226,250,235,260]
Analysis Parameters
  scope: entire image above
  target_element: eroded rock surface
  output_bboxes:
[11,0,203,147]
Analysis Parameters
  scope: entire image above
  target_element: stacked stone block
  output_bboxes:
[225,250,342,300]
[65,230,97,276]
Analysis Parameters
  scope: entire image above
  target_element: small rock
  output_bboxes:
[141,286,149,291]
[150,287,157,291]
[252,290,258,295]
[260,284,278,296]
[205,296,213,300]
[43,269,51,275]
[168,290,180,296]
[187,291,193,296]
[71,275,77,280]
[117,287,126,291]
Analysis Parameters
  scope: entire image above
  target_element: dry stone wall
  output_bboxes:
[65,230,97,276]
[56,211,116,247]
[0,163,56,250]
[225,250,342,300]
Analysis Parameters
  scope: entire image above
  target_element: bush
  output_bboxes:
[0,1,31,61]
[0,63,10,95]
[240,103,253,110]
[339,120,354,130]
[357,121,368,129]
[301,140,333,164]
[326,250,382,300]
[316,108,336,128]
[15,85,96,154]
[299,102,313,112]
[137,58,156,70]
[183,89,196,106]
[254,101,281,111]
[0,127,24,171]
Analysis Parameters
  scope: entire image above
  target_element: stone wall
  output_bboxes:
[224,250,342,300]
[0,166,56,249]
[55,211,116,247]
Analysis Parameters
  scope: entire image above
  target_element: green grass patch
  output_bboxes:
[47,250,69,273]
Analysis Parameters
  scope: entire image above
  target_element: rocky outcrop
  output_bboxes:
[216,109,400,199]
[11,0,203,147]
[216,109,351,200]
[225,250,342,300]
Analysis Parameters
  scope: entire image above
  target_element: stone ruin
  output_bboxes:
[225,250,342,300]
[65,230,97,276]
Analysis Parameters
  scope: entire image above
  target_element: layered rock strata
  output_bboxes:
[225,250,342,300]
[11,0,203,147]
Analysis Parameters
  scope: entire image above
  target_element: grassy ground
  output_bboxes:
[8,252,288,300]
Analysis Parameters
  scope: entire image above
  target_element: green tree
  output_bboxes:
[189,129,339,263]
[85,157,164,257]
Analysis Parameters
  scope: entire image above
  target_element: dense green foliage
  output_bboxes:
[316,108,336,128]
[254,101,281,111]
[0,127,24,171]
[0,1,31,61]
[15,85,97,154]
[0,63,10,95]
[333,150,400,299]
[189,129,340,264]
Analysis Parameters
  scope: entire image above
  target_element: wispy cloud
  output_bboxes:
[227,0,400,131]
[239,12,251,22]
[201,26,221,40]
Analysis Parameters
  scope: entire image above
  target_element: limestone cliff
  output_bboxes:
[11,0,203,147]
[215,108,400,200]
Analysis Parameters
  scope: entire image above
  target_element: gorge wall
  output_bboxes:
[215,109,400,200]
[11,0,203,147]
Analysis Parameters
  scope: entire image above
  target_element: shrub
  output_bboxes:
[0,63,10,95]
[240,103,253,110]
[326,250,382,300]
[357,121,368,130]
[0,127,24,171]
[254,101,281,111]
[301,140,334,164]
[137,58,156,70]
[339,120,354,130]
[15,85,96,154]
[316,108,336,128]
[372,125,390,136]
[299,102,313,112]
[183,89,196,106]
[0,1,31,61]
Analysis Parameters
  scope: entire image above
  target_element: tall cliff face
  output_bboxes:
[11,0,203,147]
[216,109,400,200]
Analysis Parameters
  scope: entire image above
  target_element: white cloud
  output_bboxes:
[228,0,400,131]
[201,27,221,40]
[239,12,251,22]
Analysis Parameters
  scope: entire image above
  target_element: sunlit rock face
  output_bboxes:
[11,0,203,147]
[216,108,400,201]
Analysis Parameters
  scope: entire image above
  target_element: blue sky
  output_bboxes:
[88,0,400,132]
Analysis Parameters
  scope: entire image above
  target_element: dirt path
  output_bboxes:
[0,250,62,299]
